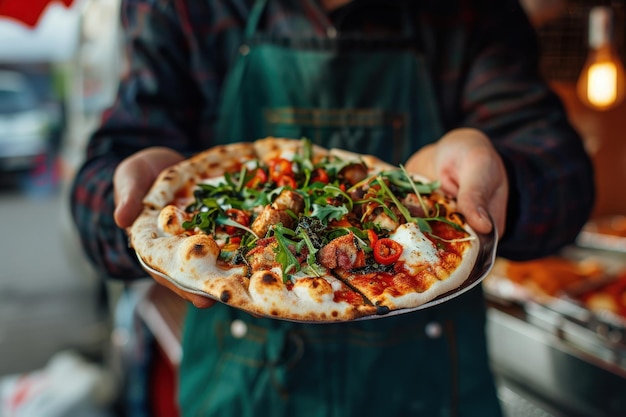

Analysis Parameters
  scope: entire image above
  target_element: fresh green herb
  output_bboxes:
[183,200,222,234]
[399,164,431,217]
[380,168,439,194]
[310,204,349,224]
[294,230,324,277]
[374,175,468,238]
[216,215,259,238]
[356,196,398,223]
[271,224,301,282]
[375,175,414,223]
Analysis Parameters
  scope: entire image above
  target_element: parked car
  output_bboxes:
[0,70,52,172]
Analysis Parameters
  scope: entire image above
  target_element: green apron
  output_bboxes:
[179,1,502,416]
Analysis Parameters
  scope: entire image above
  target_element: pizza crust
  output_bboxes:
[143,143,257,210]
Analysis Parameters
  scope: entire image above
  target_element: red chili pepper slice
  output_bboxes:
[366,229,378,247]
[224,208,250,235]
[268,158,293,182]
[373,238,403,265]
[310,168,329,184]
[246,168,268,189]
[276,175,297,189]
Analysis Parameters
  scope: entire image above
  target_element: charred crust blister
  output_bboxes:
[189,243,207,258]
[262,272,278,284]
[220,290,231,302]
[375,305,390,315]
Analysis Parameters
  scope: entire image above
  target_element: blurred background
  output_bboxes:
[0,0,625,416]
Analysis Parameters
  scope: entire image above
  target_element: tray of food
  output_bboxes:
[484,253,626,354]
[577,216,626,253]
[483,255,606,304]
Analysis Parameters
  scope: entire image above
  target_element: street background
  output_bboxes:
[0,168,107,377]
[0,2,125,414]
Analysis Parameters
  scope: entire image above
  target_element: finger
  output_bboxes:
[113,159,154,228]
[454,153,497,234]
[455,164,508,237]
[456,188,494,235]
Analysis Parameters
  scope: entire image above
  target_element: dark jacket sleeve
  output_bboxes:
[457,0,595,260]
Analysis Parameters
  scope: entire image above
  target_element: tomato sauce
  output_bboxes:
[350,272,399,297]
[425,221,467,256]
[333,289,365,305]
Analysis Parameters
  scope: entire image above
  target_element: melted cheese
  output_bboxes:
[200,176,227,186]
[390,222,440,275]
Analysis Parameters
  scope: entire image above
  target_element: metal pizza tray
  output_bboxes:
[136,223,498,323]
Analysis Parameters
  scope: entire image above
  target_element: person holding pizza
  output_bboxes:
[70,0,594,416]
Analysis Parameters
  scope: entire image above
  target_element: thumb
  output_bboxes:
[456,188,494,236]
[113,166,153,229]
[113,147,185,229]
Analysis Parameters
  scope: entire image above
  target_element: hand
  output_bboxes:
[113,147,216,308]
[113,147,185,228]
[405,128,508,238]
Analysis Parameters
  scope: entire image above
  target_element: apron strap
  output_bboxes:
[246,0,268,38]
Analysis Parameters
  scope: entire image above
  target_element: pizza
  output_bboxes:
[129,137,480,322]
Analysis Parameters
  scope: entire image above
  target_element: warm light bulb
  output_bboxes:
[576,6,626,111]
[587,61,618,107]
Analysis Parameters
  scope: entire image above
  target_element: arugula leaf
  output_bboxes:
[216,214,259,238]
[399,164,432,217]
[292,138,315,176]
[356,197,398,223]
[310,204,349,224]
[293,217,327,276]
[240,188,270,210]
[271,224,301,282]
[318,157,358,178]
[183,200,222,233]
[415,217,432,234]
[380,169,439,194]
[375,176,414,223]
[372,175,469,238]
[294,229,324,276]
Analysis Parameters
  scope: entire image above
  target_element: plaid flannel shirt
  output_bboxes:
[70,0,595,280]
